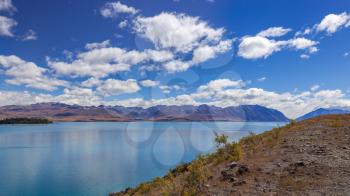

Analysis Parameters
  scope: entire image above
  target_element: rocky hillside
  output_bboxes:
[111,114,350,195]
[0,103,289,122]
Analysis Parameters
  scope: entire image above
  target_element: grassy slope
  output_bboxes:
[111,114,350,195]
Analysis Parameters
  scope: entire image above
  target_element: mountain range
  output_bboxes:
[0,103,289,122]
[297,108,350,121]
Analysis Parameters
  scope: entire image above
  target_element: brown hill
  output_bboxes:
[0,103,289,122]
[0,103,127,122]
[111,114,350,195]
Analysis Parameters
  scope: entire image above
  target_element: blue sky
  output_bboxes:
[0,0,350,118]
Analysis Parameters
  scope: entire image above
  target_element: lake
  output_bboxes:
[0,121,286,196]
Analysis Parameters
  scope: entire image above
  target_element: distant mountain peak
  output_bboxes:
[0,103,289,122]
[297,108,350,121]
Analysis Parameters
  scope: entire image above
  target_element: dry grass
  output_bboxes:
[279,176,308,191]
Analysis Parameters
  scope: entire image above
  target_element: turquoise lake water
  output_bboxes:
[0,121,286,196]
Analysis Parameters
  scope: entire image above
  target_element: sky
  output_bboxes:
[0,0,350,118]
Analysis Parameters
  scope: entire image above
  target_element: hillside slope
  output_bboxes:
[297,108,350,121]
[0,103,289,122]
[112,115,350,195]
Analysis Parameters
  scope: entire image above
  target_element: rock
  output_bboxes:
[294,161,305,167]
[227,161,238,169]
[238,165,249,175]
[229,177,238,182]
[232,180,246,186]
[221,170,234,181]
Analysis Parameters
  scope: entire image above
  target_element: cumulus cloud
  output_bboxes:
[257,27,292,38]
[287,37,318,50]
[48,47,174,78]
[316,12,350,34]
[85,40,111,50]
[191,39,233,64]
[238,36,284,59]
[198,79,245,92]
[238,35,318,59]
[96,79,140,96]
[56,87,101,106]
[102,80,350,118]
[0,0,16,13]
[132,12,233,72]
[163,60,190,73]
[1,78,350,119]
[0,55,68,91]
[81,77,101,88]
[100,1,139,18]
[134,12,225,53]
[119,20,128,28]
[140,80,159,87]
[159,84,185,94]
[0,15,16,37]
[0,91,53,106]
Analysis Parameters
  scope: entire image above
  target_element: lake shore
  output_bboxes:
[0,118,52,124]
[111,114,350,195]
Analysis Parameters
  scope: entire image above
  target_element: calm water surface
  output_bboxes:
[0,121,286,196]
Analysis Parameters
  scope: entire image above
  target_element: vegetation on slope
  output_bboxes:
[111,115,350,195]
[111,122,292,195]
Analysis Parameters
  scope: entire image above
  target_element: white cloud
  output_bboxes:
[163,60,190,73]
[21,29,37,41]
[81,77,101,88]
[198,79,245,93]
[344,52,349,57]
[109,83,350,119]
[52,12,232,75]
[140,80,159,87]
[295,28,312,37]
[0,15,17,37]
[257,77,267,82]
[300,54,310,59]
[134,12,226,53]
[238,36,283,59]
[310,84,320,91]
[257,27,292,38]
[119,20,128,28]
[0,55,68,91]
[100,1,139,18]
[159,84,185,94]
[316,12,350,34]
[0,0,16,13]
[191,39,233,64]
[85,40,111,50]
[0,54,23,67]
[238,36,318,59]
[1,81,350,119]
[96,79,140,96]
[48,47,174,78]
[0,91,53,106]
[287,37,318,50]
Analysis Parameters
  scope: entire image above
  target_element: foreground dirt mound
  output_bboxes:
[112,114,350,195]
